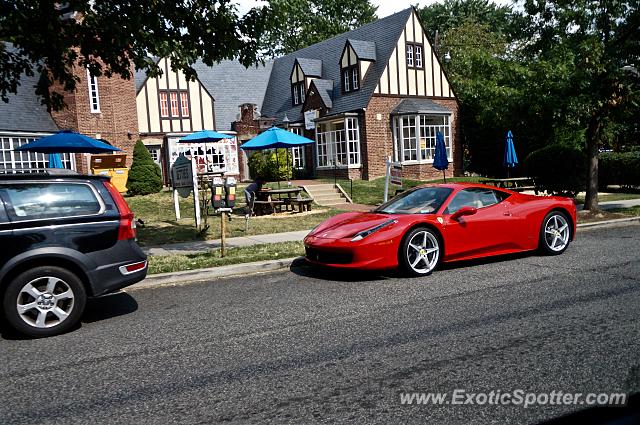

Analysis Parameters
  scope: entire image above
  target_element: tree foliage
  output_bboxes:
[127,140,163,196]
[247,149,293,182]
[260,0,377,56]
[0,0,269,111]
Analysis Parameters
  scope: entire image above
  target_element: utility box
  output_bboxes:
[91,154,128,193]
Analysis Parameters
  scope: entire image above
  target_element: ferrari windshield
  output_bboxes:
[375,187,453,214]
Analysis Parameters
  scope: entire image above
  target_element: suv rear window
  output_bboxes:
[2,183,102,220]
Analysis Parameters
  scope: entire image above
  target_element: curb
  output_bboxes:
[576,216,640,229]
[126,256,303,291]
[128,216,639,291]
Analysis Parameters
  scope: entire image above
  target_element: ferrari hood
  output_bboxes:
[311,212,393,239]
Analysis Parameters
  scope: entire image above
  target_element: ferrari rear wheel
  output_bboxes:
[400,227,441,277]
[539,211,571,255]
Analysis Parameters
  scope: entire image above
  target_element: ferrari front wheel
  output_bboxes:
[399,227,441,277]
[539,211,571,255]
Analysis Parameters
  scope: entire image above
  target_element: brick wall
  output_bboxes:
[50,59,139,172]
[362,96,461,181]
[315,167,362,180]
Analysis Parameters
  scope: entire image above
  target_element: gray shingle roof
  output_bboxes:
[348,39,377,61]
[261,8,412,124]
[309,79,334,108]
[0,44,58,133]
[391,98,451,114]
[193,60,273,131]
[296,58,323,76]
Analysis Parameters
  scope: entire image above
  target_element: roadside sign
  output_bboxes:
[170,154,201,226]
[390,163,403,186]
[304,110,317,130]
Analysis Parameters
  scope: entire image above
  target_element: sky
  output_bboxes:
[235,0,511,18]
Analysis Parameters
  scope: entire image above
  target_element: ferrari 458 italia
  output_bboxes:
[304,183,577,276]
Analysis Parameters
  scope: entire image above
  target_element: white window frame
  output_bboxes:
[86,69,100,113]
[352,67,359,90]
[289,127,306,169]
[343,69,350,92]
[315,117,361,168]
[170,92,179,117]
[1,134,76,173]
[159,92,169,117]
[415,45,423,68]
[180,92,190,117]
[393,114,452,165]
[406,44,414,67]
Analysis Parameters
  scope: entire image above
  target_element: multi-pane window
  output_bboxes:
[0,136,74,173]
[394,114,452,164]
[406,43,424,69]
[289,127,306,169]
[159,92,169,117]
[160,91,189,117]
[406,44,414,67]
[180,92,189,117]
[415,45,423,68]
[315,117,360,167]
[170,92,179,117]
[342,66,359,93]
[292,82,305,106]
[87,70,100,113]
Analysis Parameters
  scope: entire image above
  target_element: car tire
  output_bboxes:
[2,266,87,338]
[399,227,442,277]
[539,211,572,256]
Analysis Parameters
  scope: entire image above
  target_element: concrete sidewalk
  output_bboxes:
[577,198,640,211]
[144,229,310,256]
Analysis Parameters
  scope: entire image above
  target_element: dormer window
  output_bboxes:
[342,65,359,93]
[292,82,305,105]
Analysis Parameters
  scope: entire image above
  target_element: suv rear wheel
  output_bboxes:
[2,266,87,338]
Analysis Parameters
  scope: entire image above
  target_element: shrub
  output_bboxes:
[126,140,163,195]
[524,144,586,196]
[247,149,293,181]
[599,151,640,188]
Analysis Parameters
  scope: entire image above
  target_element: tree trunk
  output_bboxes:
[583,115,602,211]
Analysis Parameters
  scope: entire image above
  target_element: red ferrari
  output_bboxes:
[304,183,577,276]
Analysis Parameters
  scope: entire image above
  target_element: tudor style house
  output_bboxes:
[260,7,460,180]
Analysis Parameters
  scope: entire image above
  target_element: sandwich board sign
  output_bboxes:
[171,154,201,227]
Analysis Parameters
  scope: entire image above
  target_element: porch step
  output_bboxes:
[303,184,349,207]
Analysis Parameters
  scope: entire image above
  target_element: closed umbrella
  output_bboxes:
[503,130,518,177]
[432,131,449,182]
[48,153,63,169]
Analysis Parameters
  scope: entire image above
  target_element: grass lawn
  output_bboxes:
[577,206,640,223]
[127,189,340,246]
[328,176,484,205]
[148,241,304,274]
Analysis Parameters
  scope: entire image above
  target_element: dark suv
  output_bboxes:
[0,170,147,337]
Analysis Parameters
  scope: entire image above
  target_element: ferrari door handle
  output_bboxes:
[503,212,512,216]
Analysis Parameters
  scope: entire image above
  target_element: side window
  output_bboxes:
[445,188,510,214]
[4,183,102,220]
[0,194,8,223]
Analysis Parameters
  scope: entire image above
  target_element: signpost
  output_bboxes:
[383,157,403,203]
[171,155,201,227]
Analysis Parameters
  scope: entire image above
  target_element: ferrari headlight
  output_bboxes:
[350,219,397,242]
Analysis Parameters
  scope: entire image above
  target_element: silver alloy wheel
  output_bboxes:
[406,230,440,274]
[544,214,570,252]
[16,276,75,329]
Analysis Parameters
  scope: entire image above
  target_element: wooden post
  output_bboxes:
[220,211,226,258]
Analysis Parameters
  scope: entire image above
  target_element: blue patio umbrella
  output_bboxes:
[239,126,314,150]
[503,130,518,177]
[241,127,315,187]
[432,131,449,182]
[15,130,122,154]
[179,130,234,173]
[48,153,63,169]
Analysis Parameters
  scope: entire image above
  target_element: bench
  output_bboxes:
[252,199,285,215]
[283,197,314,213]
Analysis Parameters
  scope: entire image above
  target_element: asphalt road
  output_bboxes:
[1,224,639,425]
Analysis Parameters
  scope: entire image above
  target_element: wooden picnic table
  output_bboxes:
[480,177,538,193]
[253,187,313,215]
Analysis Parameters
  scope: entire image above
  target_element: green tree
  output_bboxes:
[518,0,640,210]
[260,0,377,56]
[0,1,268,110]
[127,140,163,196]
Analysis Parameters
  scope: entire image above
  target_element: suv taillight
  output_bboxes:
[103,181,136,240]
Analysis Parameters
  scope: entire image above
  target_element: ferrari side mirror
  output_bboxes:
[451,206,477,220]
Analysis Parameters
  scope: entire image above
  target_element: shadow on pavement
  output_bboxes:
[289,257,398,282]
[82,292,138,323]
